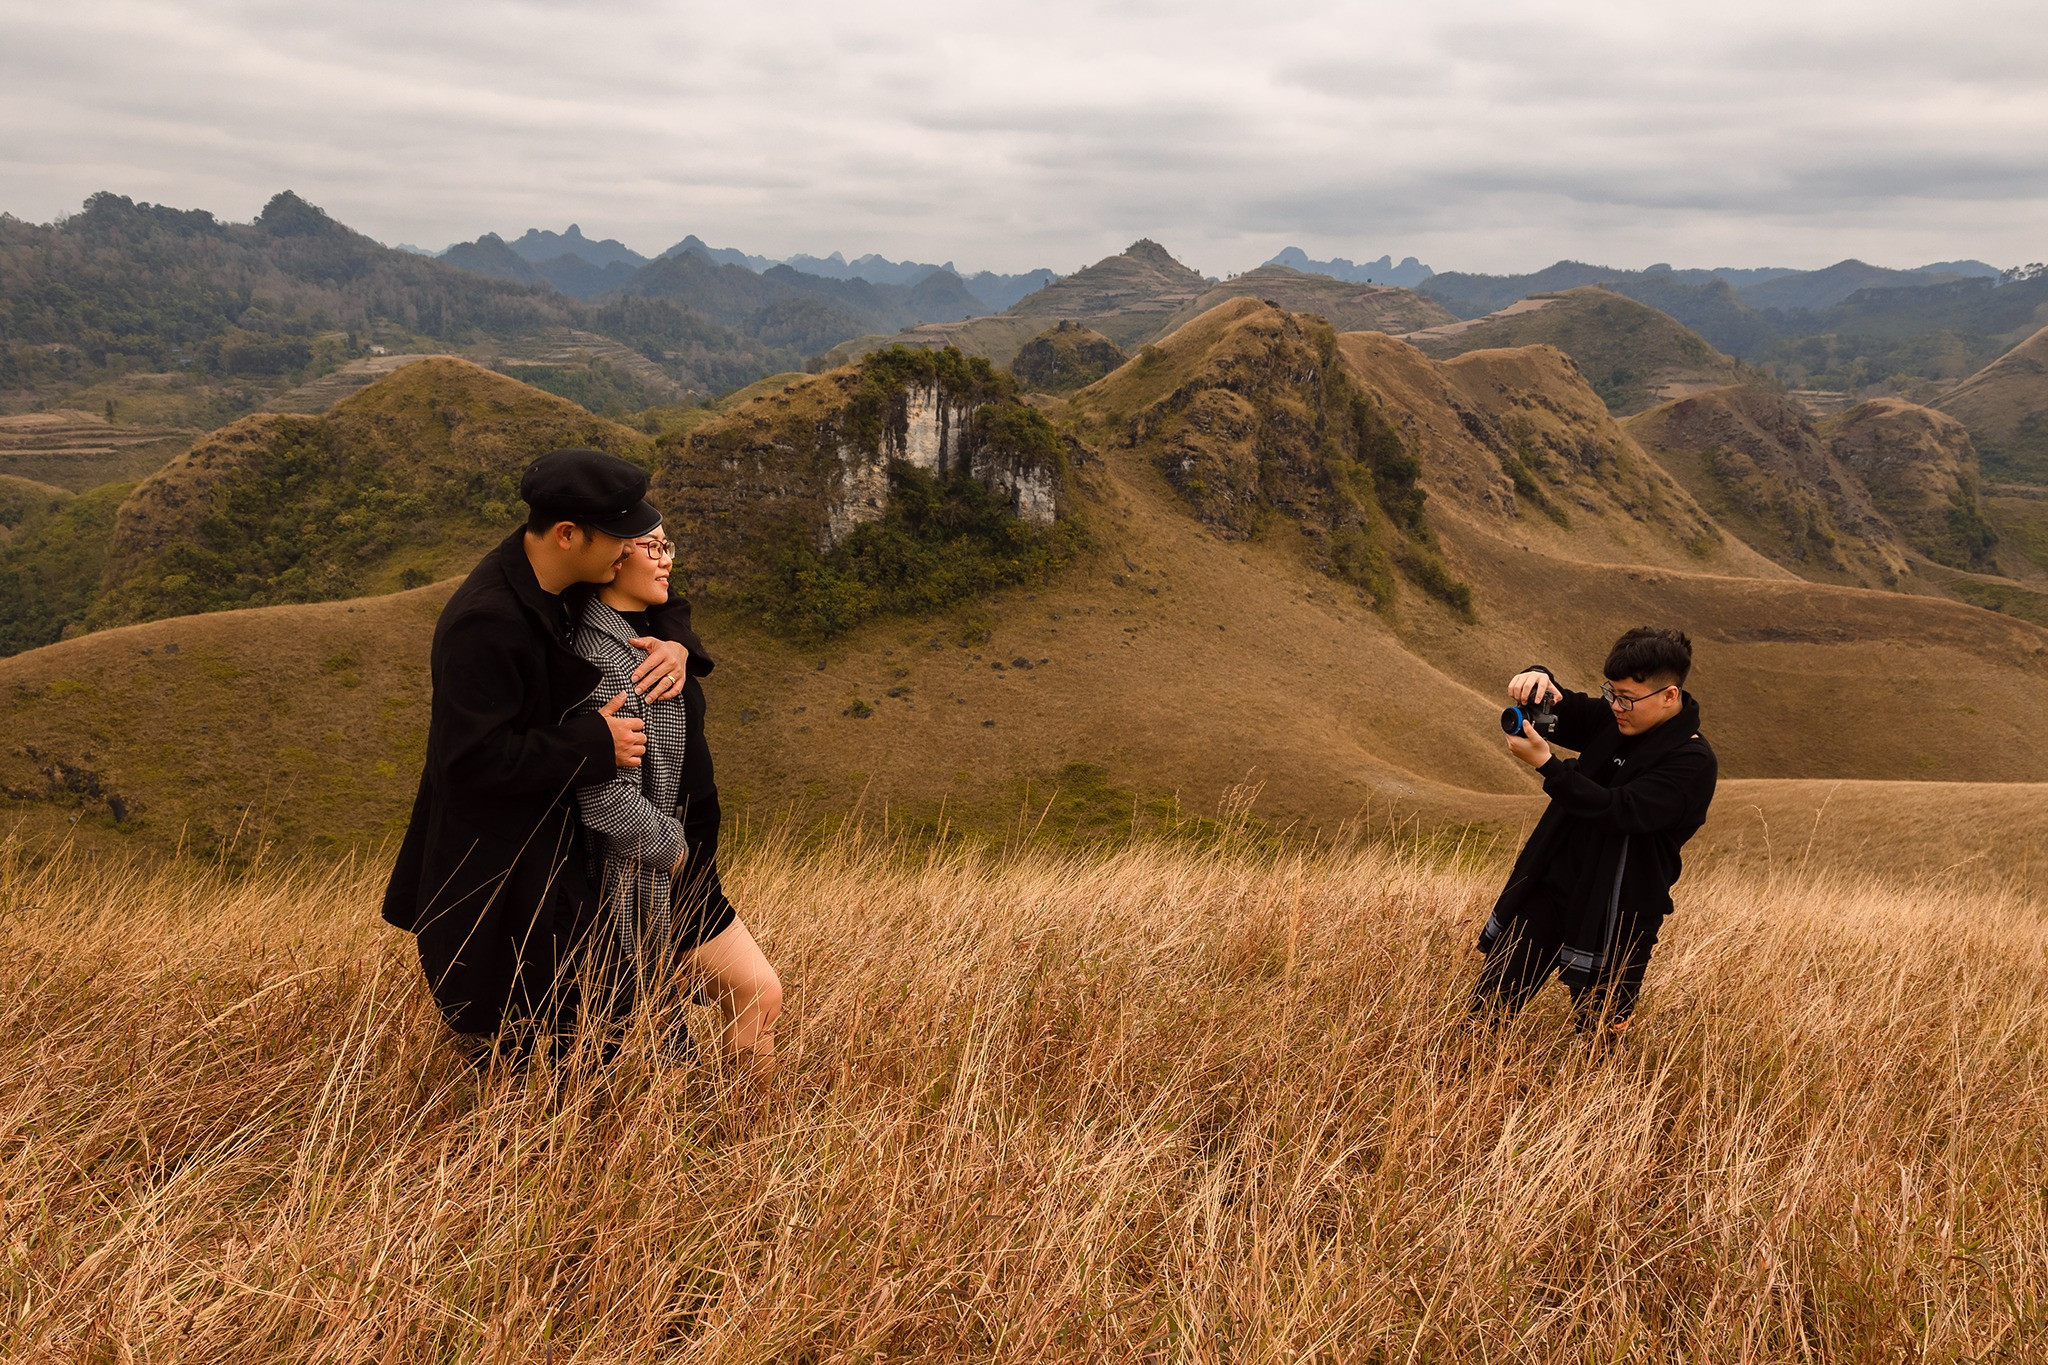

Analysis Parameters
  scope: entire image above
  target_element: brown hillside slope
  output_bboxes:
[1827,399,1998,571]
[1402,288,1744,415]
[1165,264,1456,337]
[1010,323,1128,393]
[1627,385,1906,587]
[1936,324,2048,485]
[92,358,650,626]
[7,508,2046,885]
[854,241,1214,368]
[7,304,2047,885]
[1331,331,1776,579]
[0,408,193,491]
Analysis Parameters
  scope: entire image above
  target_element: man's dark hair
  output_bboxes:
[524,509,593,538]
[1604,626,1691,686]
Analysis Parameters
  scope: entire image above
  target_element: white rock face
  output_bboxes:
[891,386,973,475]
[824,383,1060,544]
[973,455,1060,526]
[825,449,891,545]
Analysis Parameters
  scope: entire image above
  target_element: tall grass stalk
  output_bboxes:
[3,832,2044,1360]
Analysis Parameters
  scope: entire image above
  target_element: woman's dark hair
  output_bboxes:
[1604,626,1692,685]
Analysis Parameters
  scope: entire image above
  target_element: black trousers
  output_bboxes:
[1472,894,1662,1028]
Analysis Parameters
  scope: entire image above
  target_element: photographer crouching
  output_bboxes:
[1473,627,1718,1036]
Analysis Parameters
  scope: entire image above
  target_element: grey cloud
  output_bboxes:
[2,0,2045,274]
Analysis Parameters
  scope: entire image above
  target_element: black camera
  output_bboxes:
[1500,696,1559,738]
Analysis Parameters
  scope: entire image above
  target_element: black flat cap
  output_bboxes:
[519,448,661,538]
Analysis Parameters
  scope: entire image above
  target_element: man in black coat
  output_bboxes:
[382,449,705,1044]
[1473,626,1718,1034]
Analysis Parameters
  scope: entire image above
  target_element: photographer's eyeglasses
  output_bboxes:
[633,537,675,563]
[1600,682,1670,712]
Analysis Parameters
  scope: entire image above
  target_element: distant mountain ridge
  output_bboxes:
[440,227,1058,312]
[1266,247,1434,288]
[1419,258,2003,321]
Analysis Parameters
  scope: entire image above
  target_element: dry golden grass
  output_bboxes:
[7,831,2046,1361]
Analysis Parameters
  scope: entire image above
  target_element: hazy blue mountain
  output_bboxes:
[1420,258,2004,324]
[785,251,943,286]
[960,268,1060,312]
[615,253,989,352]
[1266,247,1434,287]
[505,225,646,271]
[660,235,776,272]
[655,236,1054,307]
[526,254,642,300]
[438,233,540,285]
[1913,260,2002,280]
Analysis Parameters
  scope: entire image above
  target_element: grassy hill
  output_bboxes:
[6,303,2047,880]
[0,477,131,654]
[837,248,1455,375]
[1413,260,2048,397]
[1009,323,1128,392]
[1826,399,2001,571]
[1936,324,2048,486]
[842,241,1216,368]
[1164,264,1456,337]
[1401,288,1745,415]
[1626,384,2048,625]
[83,358,650,633]
[1627,386,1909,587]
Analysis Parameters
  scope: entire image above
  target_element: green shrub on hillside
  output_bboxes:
[0,482,130,655]
[501,358,671,418]
[750,463,1084,639]
[839,348,1025,453]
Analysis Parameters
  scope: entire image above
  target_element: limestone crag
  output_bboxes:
[828,382,1059,543]
[656,348,1067,592]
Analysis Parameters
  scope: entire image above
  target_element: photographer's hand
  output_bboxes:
[1508,669,1562,706]
[1506,718,1553,769]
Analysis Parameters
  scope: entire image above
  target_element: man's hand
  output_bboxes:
[1508,669,1561,706]
[600,692,646,768]
[630,637,688,702]
[1507,717,1553,770]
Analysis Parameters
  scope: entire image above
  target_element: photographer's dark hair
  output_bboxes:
[1604,626,1692,686]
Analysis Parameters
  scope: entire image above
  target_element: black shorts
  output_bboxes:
[671,791,737,952]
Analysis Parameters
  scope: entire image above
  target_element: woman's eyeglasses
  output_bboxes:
[633,538,676,563]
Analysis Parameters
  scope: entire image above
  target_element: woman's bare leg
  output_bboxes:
[683,917,782,1077]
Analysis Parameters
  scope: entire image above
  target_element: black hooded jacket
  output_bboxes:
[380,530,713,1035]
[1477,666,1718,986]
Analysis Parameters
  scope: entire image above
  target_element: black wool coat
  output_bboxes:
[1477,667,1718,986]
[381,531,713,1035]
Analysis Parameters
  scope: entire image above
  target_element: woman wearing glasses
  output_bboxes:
[569,523,783,1078]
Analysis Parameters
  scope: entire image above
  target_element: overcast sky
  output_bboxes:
[5,0,2045,277]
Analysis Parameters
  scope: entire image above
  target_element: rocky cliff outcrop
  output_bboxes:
[654,348,1067,595]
